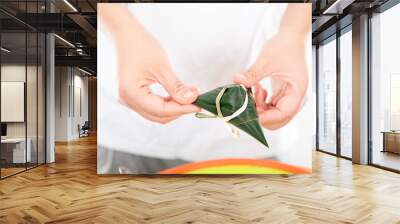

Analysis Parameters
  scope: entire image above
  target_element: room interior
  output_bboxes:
[0,30,46,177]
[0,0,399,223]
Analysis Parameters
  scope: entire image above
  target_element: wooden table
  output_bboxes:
[381,131,400,154]
[1,138,31,164]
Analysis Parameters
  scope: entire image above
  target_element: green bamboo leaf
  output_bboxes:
[194,84,269,148]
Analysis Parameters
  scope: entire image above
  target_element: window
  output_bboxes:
[0,1,47,179]
[370,3,400,171]
[317,37,337,154]
[339,29,352,158]
[390,74,400,130]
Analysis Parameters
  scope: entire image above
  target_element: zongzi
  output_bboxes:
[194,84,269,148]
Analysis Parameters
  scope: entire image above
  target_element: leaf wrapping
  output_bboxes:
[194,84,269,148]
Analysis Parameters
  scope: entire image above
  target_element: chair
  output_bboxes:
[79,121,90,138]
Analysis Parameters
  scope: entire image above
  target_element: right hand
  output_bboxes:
[234,32,308,130]
[114,13,200,124]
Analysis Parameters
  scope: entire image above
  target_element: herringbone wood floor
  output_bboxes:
[1,135,400,224]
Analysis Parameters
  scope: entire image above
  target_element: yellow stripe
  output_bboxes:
[186,165,291,174]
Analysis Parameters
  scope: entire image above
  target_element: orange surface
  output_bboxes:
[159,158,311,174]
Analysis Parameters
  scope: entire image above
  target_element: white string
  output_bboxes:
[196,84,249,138]
[219,85,248,122]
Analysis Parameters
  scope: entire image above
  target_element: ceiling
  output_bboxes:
[0,0,395,74]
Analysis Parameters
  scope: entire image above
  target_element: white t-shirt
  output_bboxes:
[98,3,313,168]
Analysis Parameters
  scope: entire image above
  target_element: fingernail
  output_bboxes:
[182,89,195,99]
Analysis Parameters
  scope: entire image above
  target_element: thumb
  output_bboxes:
[156,67,198,104]
[234,61,270,88]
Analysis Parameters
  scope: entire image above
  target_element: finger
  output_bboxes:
[120,92,179,124]
[271,83,287,106]
[233,73,253,88]
[188,85,199,94]
[234,55,275,87]
[258,90,302,130]
[163,95,201,110]
[156,66,199,104]
[258,106,289,130]
[254,84,267,110]
[137,93,201,118]
[137,110,178,124]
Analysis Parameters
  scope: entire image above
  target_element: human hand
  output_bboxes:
[117,28,200,124]
[99,5,200,124]
[234,4,310,130]
[234,31,308,130]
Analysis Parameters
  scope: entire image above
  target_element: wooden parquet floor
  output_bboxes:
[1,135,400,224]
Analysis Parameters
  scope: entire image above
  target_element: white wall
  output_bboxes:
[72,70,89,136]
[54,67,89,141]
[46,33,56,163]
[55,66,70,141]
[1,65,40,138]
[1,64,46,163]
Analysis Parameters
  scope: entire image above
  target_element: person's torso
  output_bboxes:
[98,4,290,161]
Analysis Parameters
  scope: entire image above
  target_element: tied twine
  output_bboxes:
[195,84,249,137]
